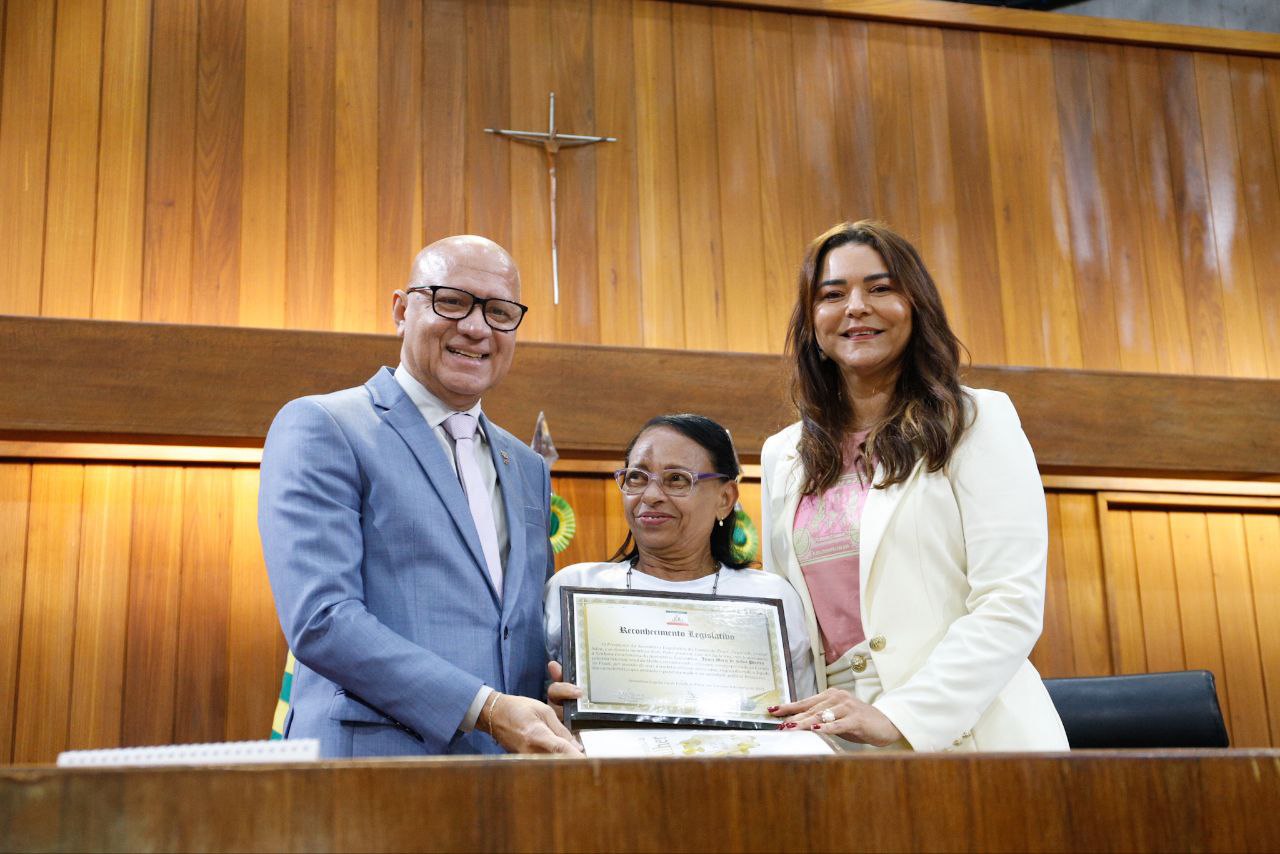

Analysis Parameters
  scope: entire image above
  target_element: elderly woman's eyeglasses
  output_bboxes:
[613,467,732,497]
[406,285,529,331]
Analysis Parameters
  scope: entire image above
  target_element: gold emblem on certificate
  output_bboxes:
[559,587,797,730]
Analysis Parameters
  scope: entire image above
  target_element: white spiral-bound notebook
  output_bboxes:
[56,738,321,768]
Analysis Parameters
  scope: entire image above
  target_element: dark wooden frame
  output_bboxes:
[559,586,797,731]
[3,315,1278,476]
[689,0,1280,57]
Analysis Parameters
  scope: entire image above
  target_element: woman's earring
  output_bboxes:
[818,349,828,361]
[718,517,725,527]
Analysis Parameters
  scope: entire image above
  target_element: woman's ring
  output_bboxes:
[820,709,836,724]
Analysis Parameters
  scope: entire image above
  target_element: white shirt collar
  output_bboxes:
[393,364,485,433]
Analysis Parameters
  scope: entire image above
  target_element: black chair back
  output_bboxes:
[1043,670,1229,749]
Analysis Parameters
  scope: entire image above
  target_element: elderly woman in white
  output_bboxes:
[546,414,817,711]
[763,221,1068,752]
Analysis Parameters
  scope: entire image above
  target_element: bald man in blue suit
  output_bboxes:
[259,236,579,757]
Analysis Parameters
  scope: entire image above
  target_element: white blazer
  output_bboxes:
[761,388,1068,752]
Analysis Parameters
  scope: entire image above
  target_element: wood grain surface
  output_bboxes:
[2,315,1278,477]
[3,752,1280,852]
[4,1,1280,381]
[2,462,1279,762]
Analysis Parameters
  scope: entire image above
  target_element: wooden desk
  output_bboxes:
[3,751,1279,852]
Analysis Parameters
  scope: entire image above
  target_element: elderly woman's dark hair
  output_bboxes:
[607,413,749,569]
[786,220,968,495]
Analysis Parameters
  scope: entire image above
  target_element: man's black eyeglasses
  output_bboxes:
[406,285,529,331]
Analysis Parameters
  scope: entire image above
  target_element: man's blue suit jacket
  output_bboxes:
[258,367,554,757]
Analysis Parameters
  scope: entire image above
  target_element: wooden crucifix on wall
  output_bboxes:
[486,92,616,305]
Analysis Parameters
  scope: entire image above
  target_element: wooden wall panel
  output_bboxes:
[421,0,466,248]
[1129,511,1184,672]
[0,0,55,317]
[225,468,285,741]
[4,460,1280,762]
[1,462,288,763]
[1056,493,1111,676]
[1084,43,1159,374]
[1098,504,1146,674]
[1204,513,1269,746]
[331,0,378,334]
[0,0,6,128]
[671,3,726,351]
[1124,45,1195,375]
[121,467,186,747]
[828,19,876,230]
[1167,512,1232,727]
[192,0,245,328]
[286,0,336,331]
[240,0,289,329]
[1229,56,1280,377]
[867,23,919,243]
[1243,515,1280,745]
[751,11,803,356]
[5,0,1279,378]
[938,29,1004,366]
[791,14,842,242]
[1052,40,1121,372]
[66,467,132,751]
[1034,493,1076,677]
[711,7,766,352]
[980,34,1048,368]
[906,26,966,354]
[550,1,601,346]
[1195,53,1269,380]
[1033,492,1112,679]
[464,0,511,249]
[1028,22,1084,373]
[592,0,644,348]
[92,0,150,322]
[12,465,84,763]
[633,1,684,349]
[507,0,555,344]
[141,0,197,324]
[378,0,423,328]
[1160,51,1232,377]
[1093,494,1280,747]
[41,0,104,321]
[0,464,32,764]
[6,0,1280,763]
[173,469,233,745]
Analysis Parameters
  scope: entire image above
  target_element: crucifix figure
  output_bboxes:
[486,92,616,305]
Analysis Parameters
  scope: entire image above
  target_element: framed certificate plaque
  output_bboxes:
[559,586,797,731]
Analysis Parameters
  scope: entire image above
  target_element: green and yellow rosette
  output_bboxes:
[730,505,760,565]
[549,493,577,554]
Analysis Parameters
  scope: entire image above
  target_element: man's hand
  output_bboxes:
[480,692,583,755]
[546,660,582,721]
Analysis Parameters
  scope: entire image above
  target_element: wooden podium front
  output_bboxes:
[3,751,1279,852]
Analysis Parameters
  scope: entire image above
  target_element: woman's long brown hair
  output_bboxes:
[785,221,968,495]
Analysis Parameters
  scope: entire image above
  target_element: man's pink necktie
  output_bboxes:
[444,413,503,598]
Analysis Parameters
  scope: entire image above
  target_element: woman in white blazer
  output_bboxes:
[763,221,1068,752]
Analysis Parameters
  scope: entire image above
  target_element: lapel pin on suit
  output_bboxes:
[500,450,510,465]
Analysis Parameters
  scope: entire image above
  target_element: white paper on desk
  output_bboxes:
[579,728,836,758]
[56,739,321,767]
